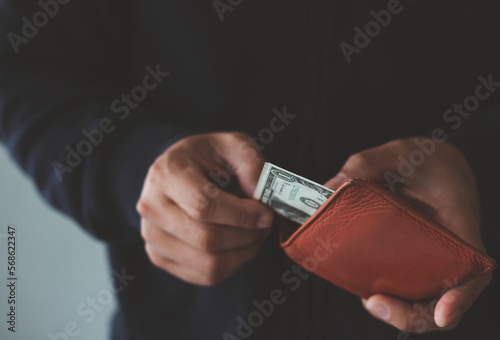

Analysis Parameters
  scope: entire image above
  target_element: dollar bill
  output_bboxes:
[253,162,334,225]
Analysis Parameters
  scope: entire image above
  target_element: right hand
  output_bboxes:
[136,132,274,286]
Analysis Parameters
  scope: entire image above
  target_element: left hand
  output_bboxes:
[324,137,492,334]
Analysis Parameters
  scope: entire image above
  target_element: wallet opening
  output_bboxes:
[278,217,301,245]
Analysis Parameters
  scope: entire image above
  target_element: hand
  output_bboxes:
[136,132,274,286]
[324,138,492,333]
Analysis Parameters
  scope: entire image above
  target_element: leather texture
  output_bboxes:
[280,178,497,301]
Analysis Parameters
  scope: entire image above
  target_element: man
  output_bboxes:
[1,0,498,339]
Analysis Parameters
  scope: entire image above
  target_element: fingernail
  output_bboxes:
[326,173,347,190]
[257,214,273,228]
[335,173,347,182]
[367,302,390,320]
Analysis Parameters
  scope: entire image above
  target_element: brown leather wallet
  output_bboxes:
[279,178,497,301]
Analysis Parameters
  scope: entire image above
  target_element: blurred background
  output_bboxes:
[0,145,114,339]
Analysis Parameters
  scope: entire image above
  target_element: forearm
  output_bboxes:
[0,0,199,241]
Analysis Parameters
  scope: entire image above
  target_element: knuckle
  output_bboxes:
[140,220,150,241]
[225,131,247,143]
[145,160,169,187]
[150,158,162,174]
[140,220,160,243]
[346,152,374,170]
[150,256,165,271]
[385,138,406,148]
[163,150,185,173]
[188,192,212,221]
[385,138,414,156]
[145,245,164,269]
[193,230,220,253]
[148,159,165,180]
[136,199,151,217]
[234,206,250,228]
[201,255,223,282]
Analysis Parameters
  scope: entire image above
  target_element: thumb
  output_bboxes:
[219,133,267,198]
[324,144,401,190]
[324,173,348,191]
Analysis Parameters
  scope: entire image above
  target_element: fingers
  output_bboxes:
[143,252,208,286]
[339,142,403,178]
[362,275,491,335]
[434,273,492,327]
[138,193,265,252]
[337,138,492,333]
[362,295,460,334]
[137,132,276,286]
[142,219,265,286]
[162,157,274,229]
[324,140,404,190]
[323,173,347,191]
[217,132,267,197]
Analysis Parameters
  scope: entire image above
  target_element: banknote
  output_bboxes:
[253,162,334,225]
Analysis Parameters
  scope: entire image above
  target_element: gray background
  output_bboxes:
[0,145,114,339]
